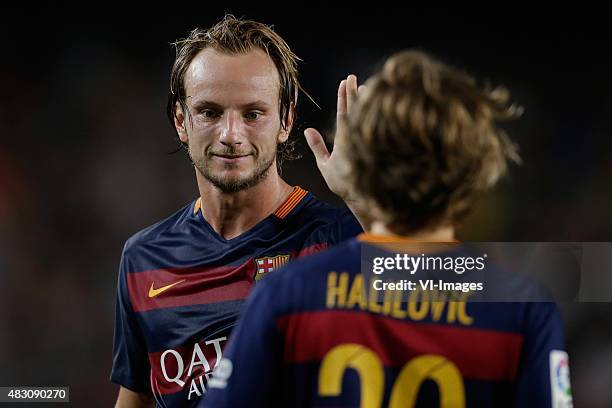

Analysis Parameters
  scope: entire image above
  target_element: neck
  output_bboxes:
[369,221,455,242]
[195,167,292,240]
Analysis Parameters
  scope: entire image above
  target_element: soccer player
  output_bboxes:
[202,51,573,407]
[110,16,363,407]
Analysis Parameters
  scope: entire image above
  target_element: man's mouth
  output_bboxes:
[211,153,251,163]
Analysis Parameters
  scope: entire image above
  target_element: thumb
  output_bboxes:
[304,128,330,163]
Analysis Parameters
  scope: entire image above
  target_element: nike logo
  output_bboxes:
[148,279,186,298]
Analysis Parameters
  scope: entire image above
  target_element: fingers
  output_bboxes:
[334,75,361,146]
[304,128,330,164]
[338,75,365,118]
[346,74,358,113]
[337,79,347,117]
[333,74,365,147]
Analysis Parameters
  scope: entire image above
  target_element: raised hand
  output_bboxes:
[304,74,368,228]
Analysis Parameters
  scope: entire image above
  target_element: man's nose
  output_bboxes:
[219,111,243,146]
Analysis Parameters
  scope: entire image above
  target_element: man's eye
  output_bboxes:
[200,110,220,119]
[244,111,262,121]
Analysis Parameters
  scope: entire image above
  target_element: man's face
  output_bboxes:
[176,48,290,193]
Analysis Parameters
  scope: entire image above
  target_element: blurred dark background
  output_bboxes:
[1,7,611,407]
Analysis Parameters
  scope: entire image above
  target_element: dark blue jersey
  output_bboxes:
[110,187,362,407]
[203,235,572,408]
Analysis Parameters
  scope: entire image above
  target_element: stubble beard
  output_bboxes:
[191,145,277,193]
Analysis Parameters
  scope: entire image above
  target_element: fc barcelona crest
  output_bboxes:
[254,254,291,281]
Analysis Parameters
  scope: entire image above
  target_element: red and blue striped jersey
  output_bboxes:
[203,236,572,408]
[110,187,362,407]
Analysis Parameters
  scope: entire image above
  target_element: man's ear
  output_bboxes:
[174,102,189,143]
[278,103,295,143]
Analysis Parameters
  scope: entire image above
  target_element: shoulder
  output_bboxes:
[297,193,353,221]
[291,193,362,242]
[483,263,555,302]
[121,199,197,259]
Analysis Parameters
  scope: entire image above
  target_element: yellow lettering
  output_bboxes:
[389,354,465,408]
[326,272,348,308]
[457,302,474,326]
[391,290,407,319]
[408,290,429,321]
[318,344,384,408]
[368,282,382,313]
[347,275,367,310]
[381,288,394,316]
[318,346,466,407]
[430,290,447,322]
[447,301,457,324]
